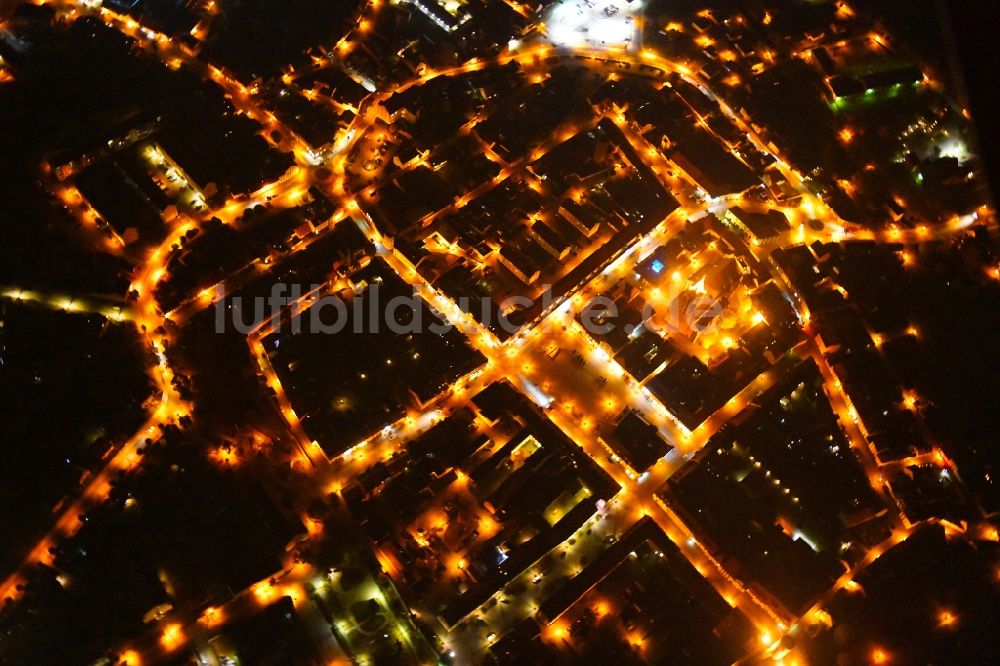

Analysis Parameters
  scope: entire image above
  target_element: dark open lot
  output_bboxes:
[200,0,363,80]
[0,306,153,575]
[0,429,301,666]
[265,257,486,456]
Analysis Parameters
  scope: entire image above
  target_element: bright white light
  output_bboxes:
[792,529,820,552]
[544,0,640,52]
[937,137,971,164]
[520,376,554,409]
[332,129,357,155]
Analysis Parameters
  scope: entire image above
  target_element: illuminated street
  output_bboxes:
[1,0,999,665]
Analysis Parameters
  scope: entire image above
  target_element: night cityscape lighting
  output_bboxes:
[1,1,999,665]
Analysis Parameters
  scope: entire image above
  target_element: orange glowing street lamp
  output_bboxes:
[160,624,184,650]
[871,647,890,664]
[119,649,142,665]
[546,621,569,642]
